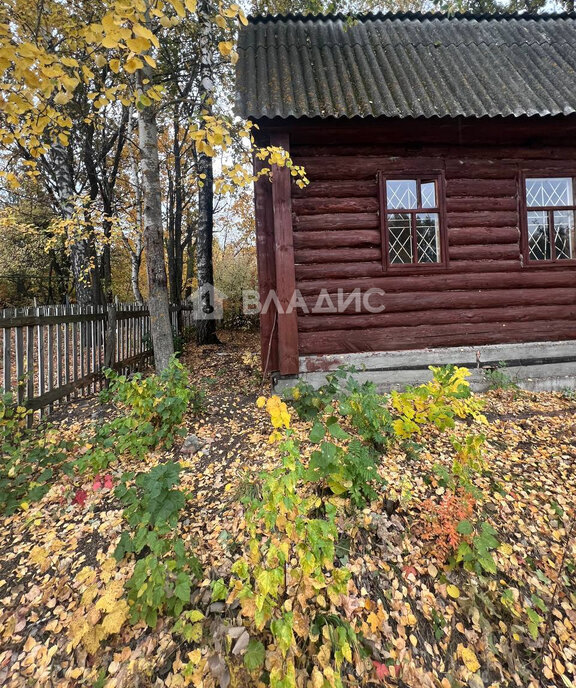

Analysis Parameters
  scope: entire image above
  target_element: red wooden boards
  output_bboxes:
[255,116,576,367]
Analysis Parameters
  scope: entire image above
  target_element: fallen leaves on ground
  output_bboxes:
[0,330,575,687]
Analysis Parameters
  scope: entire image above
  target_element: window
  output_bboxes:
[379,176,444,268]
[524,177,576,262]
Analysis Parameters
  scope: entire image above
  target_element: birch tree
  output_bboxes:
[0,0,307,369]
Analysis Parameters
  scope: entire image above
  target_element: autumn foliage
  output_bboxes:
[1,344,575,688]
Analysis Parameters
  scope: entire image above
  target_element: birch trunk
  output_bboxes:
[127,121,145,305]
[136,70,174,371]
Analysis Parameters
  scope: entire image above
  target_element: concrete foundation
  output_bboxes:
[274,340,576,394]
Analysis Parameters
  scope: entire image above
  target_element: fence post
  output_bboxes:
[104,305,117,371]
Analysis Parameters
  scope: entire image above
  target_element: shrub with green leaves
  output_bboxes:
[306,432,384,508]
[114,461,201,626]
[0,391,72,513]
[76,356,204,473]
[287,366,354,421]
[338,380,393,449]
[227,433,365,688]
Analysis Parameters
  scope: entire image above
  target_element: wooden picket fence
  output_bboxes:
[0,302,195,417]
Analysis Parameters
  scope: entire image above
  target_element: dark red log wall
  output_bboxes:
[254,115,576,364]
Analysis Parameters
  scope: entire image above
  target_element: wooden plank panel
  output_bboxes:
[448,227,519,246]
[447,211,518,228]
[299,321,576,356]
[15,327,24,405]
[446,179,517,198]
[447,197,517,212]
[296,269,576,295]
[444,160,518,179]
[293,230,381,249]
[294,212,379,231]
[26,324,34,412]
[295,259,521,281]
[301,287,576,315]
[292,179,379,198]
[3,327,11,392]
[293,197,379,215]
[298,304,576,332]
[448,244,520,261]
[283,114,576,148]
[295,247,382,264]
[254,152,279,373]
[271,131,299,375]
[293,156,444,180]
[291,144,576,161]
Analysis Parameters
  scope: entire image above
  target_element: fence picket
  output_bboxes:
[3,326,11,393]
[0,302,191,418]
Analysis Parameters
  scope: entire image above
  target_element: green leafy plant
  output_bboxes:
[339,380,393,449]
[114,462,201,626]
[286,366,354,421]
[455,519,499,574]
[227,410,365,688]
[0,391,72,513]
[484,361,518,391]
[306,435,384,507]
[561,387,576,401]
[77,356,203,473]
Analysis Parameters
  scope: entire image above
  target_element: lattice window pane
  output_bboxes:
[421,181,436,209]
[416,213,440,263]
[388,213,412,263]
[527,211,550,260]
[553,210,575,260]
[526,178,572,207]
[386,180,417,210]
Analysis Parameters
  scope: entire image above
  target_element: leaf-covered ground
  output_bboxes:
[0,331,575,687]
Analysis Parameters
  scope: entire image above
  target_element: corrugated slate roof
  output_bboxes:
[235,12,576,120]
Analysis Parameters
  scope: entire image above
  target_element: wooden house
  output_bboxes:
[235,12,576,390]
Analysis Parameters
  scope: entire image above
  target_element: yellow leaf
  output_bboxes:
[126,36,150,53]
[29,545,49,571]
[458,644,480,673]
[82,625,104,654]
[95,580,124,612]
[218,41,233,57]
[54,90,73,105]
[100,601,129,635]
[317,643,331,669]
[447,584,460,599]
[125,57,144,74]
[171,0,186,16]
[109,59,120,73]
[341,642,352,662]
[311,667,324,688]
[133,23,156,41]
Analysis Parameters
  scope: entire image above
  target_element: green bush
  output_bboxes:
[77,356,204,473]
[0,392,72,513]
[114,462,201,626]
